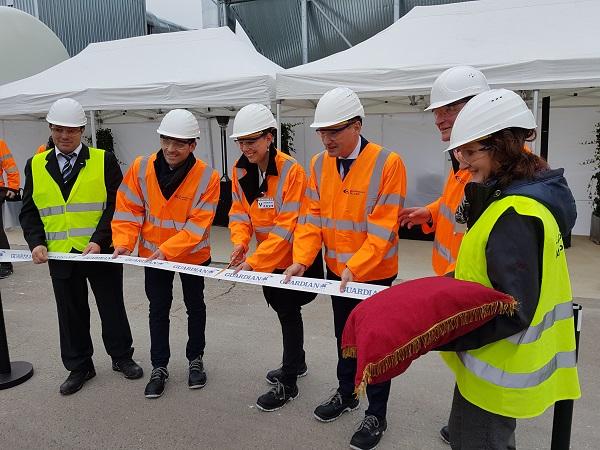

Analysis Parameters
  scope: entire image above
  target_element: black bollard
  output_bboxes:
[0,290,34,389]
[550,303,582,450]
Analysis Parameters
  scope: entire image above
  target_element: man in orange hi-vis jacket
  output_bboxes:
[284,87,406,450]
[112,109,219,400]
[399,66,490,278]
[0,139,21,278]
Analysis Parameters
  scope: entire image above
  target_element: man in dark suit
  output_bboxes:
[19,98,142,395]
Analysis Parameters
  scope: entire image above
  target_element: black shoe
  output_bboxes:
[144,367,168,399]
[0,264,13,279]
[188,356,206,389]
[266,362,308,385]
[440,425,450,445]
[59,368,96,395]
[256,381,299,412]
[313,390,359,422]
[112,358,143,379]
[350,415,387,450]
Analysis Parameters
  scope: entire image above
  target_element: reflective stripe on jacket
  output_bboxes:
[31,148,106,252]
[0,139,20,189]
[423,168,471,275]
[229,150,307,272]
[112,153,219,264]
[442,195,581,418]
[294,142,406,281]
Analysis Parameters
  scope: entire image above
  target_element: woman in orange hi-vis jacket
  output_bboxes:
[112,109,219,400]
[0,139,21,278]
[399,66,490,279]
[227,104,323,412]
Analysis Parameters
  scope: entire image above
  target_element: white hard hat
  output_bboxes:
[310,87,365,128]
[426,66,490,111]
[46,98,87,127]
[230,104,276,139]
[156,109,200,139]
[446,89,536,152]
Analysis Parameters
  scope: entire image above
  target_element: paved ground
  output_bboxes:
[0,231,598,449]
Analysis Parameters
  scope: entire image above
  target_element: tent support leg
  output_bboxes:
[276,100,282,149]
[90,110,97,148]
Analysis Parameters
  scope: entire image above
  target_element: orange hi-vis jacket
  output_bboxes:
[422,168,471,275]
[112,153,219,264]
[294,141,406,282]
[229,149,307,273]
[0,139,20,189]
[36,144,47,155]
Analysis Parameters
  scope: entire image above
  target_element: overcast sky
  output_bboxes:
[145,0,205,29]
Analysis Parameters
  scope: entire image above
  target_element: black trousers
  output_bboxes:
[144,265,207,369]
[449,384,516,450]
[50,261,134,371]
[328,268,396,420]
[262,255,323,387]
[0,199,12,269]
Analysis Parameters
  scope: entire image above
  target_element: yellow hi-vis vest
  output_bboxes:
[32,148,107,252]
[441,195,580,418]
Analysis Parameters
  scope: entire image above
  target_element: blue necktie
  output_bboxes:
[59,152,75,182]
[339,158,353,180]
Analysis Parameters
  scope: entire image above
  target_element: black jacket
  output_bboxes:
[440,168,576,351]
[19,145,123,278]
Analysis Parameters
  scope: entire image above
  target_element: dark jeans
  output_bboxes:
[51,261,134,371]
[449,384,516,450]
[328,267,396,419]
[262,255,323,387]
[144,265,208,368]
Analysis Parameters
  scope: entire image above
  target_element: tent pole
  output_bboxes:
[301,0,308,64]
[90,110,97,148]
[276,100,282,149]
[532,90,540,154]
[206,117,215,169]
[394,0,400,21]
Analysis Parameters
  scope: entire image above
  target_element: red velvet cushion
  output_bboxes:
[341,276,516,393]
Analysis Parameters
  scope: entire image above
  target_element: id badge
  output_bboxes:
[257,197,275,209]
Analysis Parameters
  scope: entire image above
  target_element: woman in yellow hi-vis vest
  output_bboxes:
[439,89,580,449]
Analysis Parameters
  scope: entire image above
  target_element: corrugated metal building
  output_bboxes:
[0,0,184,56]
[227,0,474,68]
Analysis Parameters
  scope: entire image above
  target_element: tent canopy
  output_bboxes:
[276,0,600,101]
[0,27,282,117]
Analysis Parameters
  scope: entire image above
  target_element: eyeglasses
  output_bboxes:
[234,131,268,146]
[50,126,82,136]
[160,136,194,151]
[453,146,490,162]
[433,101,467,120]
[316,120,355,137]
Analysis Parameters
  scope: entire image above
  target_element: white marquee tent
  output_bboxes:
[277,0,600,103]
[0,27,282,116]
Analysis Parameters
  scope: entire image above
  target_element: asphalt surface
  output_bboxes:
[0,240,598,449]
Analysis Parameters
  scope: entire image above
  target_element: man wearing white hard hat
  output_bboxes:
[112,109,219,399]
[284,87,407,450]
[438,89,579,449]
[399,66,490,279]
[19,98,142,395]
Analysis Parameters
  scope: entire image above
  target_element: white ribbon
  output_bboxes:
[0,249,386,300]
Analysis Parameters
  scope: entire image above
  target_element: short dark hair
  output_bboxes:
[480,127,548,188]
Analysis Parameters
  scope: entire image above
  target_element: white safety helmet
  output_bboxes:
[425,66,490,111]
[46,98,87,127]
[310,87,365,128]
[446,89,536,152]
[156,109,200,140]
[230,104,276,139]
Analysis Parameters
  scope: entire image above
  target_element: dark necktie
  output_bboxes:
[339,158,354,180]
[59,152,75,182]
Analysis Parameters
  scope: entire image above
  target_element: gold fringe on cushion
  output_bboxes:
[351,297,517,396]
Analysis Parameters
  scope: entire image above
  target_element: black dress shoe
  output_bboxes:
[145,367,169,399]
[59,368,96,395]
[0,264,13,279]
[188,356,207,389]
[112,359,143,379]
